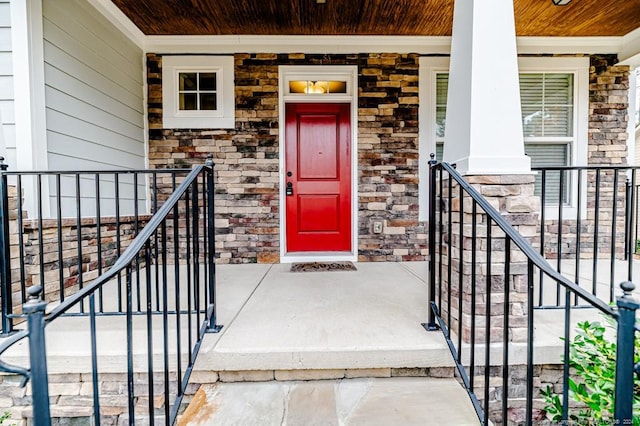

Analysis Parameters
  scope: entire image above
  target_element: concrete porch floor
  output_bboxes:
[197,262,451,372]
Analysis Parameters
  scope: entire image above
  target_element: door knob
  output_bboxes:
[286,182,294,196]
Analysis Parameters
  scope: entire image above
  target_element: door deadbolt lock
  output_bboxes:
[286,182,294,196]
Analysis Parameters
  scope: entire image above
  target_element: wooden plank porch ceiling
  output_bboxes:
[111,0,640,37]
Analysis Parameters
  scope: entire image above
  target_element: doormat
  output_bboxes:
[290,261,357,272]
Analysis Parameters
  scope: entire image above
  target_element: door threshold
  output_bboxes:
[281,252,357,264]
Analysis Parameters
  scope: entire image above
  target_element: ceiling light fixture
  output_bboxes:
[316,0,326,3]
[552,0,571,5]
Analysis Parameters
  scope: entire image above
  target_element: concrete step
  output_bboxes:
[178,377,479,426]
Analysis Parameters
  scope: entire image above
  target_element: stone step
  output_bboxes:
[178,377,479,426]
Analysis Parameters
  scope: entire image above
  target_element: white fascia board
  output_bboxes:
[145,35,452,54]
[618,27,640,67]
[145,35,626,55]
[516,36,622,55]
[86,0,145,48]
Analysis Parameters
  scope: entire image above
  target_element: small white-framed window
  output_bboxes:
[162,56,235,129]
[419,56,589,220]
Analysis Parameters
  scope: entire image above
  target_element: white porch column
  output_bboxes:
[11,0,47,173]
[442,0,531,175]
[10,0,48,217]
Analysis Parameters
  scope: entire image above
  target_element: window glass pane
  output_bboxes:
[543,106,573,137]
[436,74,448,104]
[179,93,197,110]
[199,73,217,91]
[525,143,570,205]
[179,73,197,91]
[544,74,573,104]
[328,81,347,93]
[522,105,544,137]
[200,93,218,111]
[288,80,347,94]
[519,73,573,137]
[435,142,444,162]
[519,74,544,105]
[436,107,447,138]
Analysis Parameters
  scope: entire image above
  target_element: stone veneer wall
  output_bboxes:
[539,55,630,260]
[147,53,426,264]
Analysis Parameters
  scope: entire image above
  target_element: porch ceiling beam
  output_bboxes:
[443,0,530,175]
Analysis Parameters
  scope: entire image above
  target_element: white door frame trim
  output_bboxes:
[278,65,358,263]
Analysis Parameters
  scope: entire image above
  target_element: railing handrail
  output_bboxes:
[438,162,617,317]
[532,165,640,171]
[45,165,207,322]
[1,168,192,176]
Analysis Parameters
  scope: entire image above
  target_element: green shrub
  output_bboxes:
[542,319,640,425]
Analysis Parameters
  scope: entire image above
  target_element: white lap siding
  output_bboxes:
[0,0,15,166]
[42,0,146,216]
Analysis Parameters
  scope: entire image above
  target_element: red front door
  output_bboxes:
[285,103,351,252]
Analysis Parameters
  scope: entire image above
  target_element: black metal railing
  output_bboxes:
[426,160,639,425]
[0,156,221,425]
[0,158,198,334]
[532,165,640,308]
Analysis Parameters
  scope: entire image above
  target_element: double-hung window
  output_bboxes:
[419,57,588,220]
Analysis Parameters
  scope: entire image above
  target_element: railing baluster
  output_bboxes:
[556,169,564,306]
[17,175,25,307]
[457,185,464,364]
[0,158,13,334]
[153,173,160,312]
[56,175,64,303]
[438,169,444,314]
[193,180,201,330]
[574,170,583,306]
[185,184,194,359]
[125,267,135,423]
[592,169,601,298]
[161,220,170,420]
[628,169,636,280]
[447,177,453,337]
[562,280,571,422]
[145,242,155,425]
[134,173,141,312]
[525,260,534,425]
[483,218,492,426]
[538,170,546,307]
[89,293,101,425]
[173,174,183,401]
[469,201,477,391]
[502,238,510,421]
[610,170,619,303]
[37,175,45,292]
[115,174,123,313]
[95,174,103,312]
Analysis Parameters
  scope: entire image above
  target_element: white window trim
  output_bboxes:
[162,56,234,129]
[419,56,589,221]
